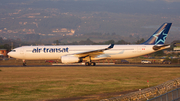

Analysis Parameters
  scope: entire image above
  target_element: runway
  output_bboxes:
[0,64,180,67]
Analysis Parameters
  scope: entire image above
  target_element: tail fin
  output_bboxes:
[142,23,172,45]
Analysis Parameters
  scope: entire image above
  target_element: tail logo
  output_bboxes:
[142,23,172,45]
[153,29,167,45]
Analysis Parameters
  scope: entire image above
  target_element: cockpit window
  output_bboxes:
[11,50,16,52]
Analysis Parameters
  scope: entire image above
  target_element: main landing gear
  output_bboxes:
[23,60,26,66]
[85,62,96,66]
[85,56,96,66]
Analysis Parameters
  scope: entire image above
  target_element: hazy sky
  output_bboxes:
[1,0,180,15]
[1,0,180,43]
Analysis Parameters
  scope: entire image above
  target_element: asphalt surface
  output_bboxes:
[0,64,180,67]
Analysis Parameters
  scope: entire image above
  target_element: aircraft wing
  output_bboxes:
[74,44,114,58]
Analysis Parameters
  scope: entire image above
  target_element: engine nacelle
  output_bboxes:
[61,56,82,64]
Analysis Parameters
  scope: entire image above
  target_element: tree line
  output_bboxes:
[0,36,146,51]
[53,38,145,45]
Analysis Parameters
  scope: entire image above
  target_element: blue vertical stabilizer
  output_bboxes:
[142,23,172,45]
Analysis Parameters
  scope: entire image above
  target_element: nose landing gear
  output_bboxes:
[23,60,26,66]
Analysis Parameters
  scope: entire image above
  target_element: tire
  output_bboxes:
[23,63,26,66]
[85,62,90,66]
[91,62,96,66]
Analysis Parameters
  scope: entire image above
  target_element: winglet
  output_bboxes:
[104,44,114,51]
[108,44,114,49]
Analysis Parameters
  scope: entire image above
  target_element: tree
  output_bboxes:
[136,38,145,44]
[53,40,61,45]
[116,40,129,44]
[0,37,3,44]
[79,38,94,45]
[3,44,11,51]
[0,44,11,51]
[104,40,115,44]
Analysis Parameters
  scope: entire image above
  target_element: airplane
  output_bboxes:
[8,23,172,66]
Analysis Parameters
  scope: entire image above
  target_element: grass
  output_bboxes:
[0,59,53,66]
[0,66,180,101]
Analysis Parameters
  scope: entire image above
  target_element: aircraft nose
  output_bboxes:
[7,52,12,57]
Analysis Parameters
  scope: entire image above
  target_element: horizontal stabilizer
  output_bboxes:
[153,44,170,50]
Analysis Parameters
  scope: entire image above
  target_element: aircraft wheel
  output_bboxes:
[23,63,26,66]
[23,60,26,66]
[90,62,96,66]
[85,62,90,66]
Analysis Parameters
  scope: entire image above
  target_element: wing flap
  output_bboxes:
[74,44,114,58]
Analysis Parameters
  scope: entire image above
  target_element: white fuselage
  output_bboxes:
[8,45,157,60]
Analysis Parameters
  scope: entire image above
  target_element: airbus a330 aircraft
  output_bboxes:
[8,23,172,66]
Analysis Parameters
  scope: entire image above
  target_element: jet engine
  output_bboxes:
[61,56,82,64]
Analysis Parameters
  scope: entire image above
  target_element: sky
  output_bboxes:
[0,0,180,43]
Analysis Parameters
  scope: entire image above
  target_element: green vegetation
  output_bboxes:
[0,65,180,101]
